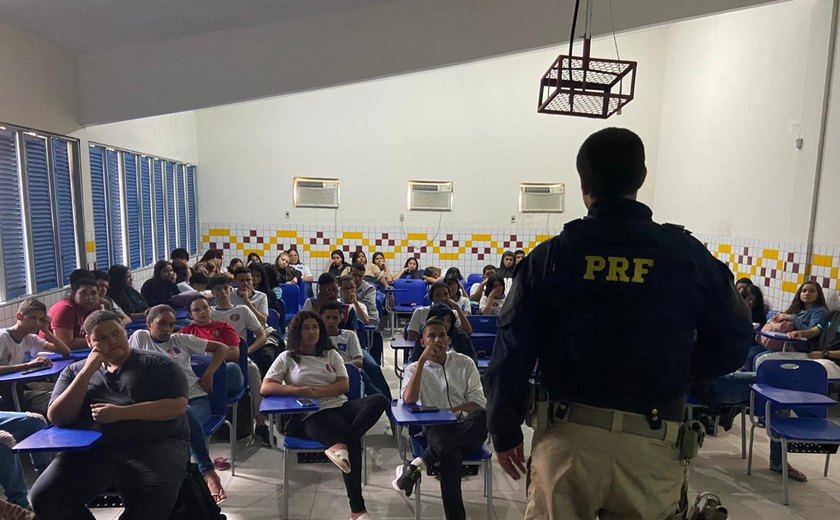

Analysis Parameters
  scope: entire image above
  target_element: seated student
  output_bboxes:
[107,265,148,319]
[199,249,225,278]
[740,284,768,327]
[180,296,246,398]
[209,275,275,378]
[92,270,131,326]
[320,301,392,402]
[393,319,488,520]
[371,252,395,285]
[496,251,516,278]
[228,258,244,276]
[342,251,391,289]
[407,282,473,341]
[288,248,315,284]
[396,257,424,281]
[469,264,497,303]
[303,273,339,314]
[261,311,388,520]
[409,304,477,363]
[246,252,263,266]
[1,299,71,414]
[140,260,182,307]
[759,281,829,357]
[46,276,102,351]
[421,266,442,284]
[31,310,190,519]
[129,305,229,503]
[249,263,285,318]
[326,249,351,278]
[274,252,302,285]
[479,274,506,316]
[230,267,283,348]
[0,411,51,511]
[348,264,381,326]
[171,248,192,284]
[513,249,526,266]
[176,270,211,296]
[339,275,372,325]
[444,275,471,316]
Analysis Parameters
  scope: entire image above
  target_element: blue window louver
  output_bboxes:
[24,135,58,293]
[89,146,110,269]
[105,149,123,266]
[0,130,27,300]
[124,153,141,269]
[153,159,165,258]
[176,163,187,249]
[140,157,153,266]
[165,161,176,252]
[187,166,198,255]
[50,138,77,286]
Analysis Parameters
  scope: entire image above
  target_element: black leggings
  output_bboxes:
[422,409,488,520]
[31,438,189,520]
[291,395,389,514]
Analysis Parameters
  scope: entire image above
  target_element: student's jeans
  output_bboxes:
[225,362,245,399]
[31,438,188,520]
[361,351,392,402]
[290,395,389,514]
[421,409,488,520]
[0,411,51,472]
[187,396,214,475]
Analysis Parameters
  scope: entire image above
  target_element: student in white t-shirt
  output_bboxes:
[407,282,473,341]
[0,299,71,414]
[129,304,229,504]
[261,311,388,520]
[320,301,392,401]
[288,248,314,283]
[469,264,497,302]
[479,274,506,316]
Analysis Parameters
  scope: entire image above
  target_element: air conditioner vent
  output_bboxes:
[293,177,339,208]
[519,183,564,213]
[408,181,453,211]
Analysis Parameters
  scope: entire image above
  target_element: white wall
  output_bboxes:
[0,23,80,134]
[195,28,669,230]
[653,0,830,243]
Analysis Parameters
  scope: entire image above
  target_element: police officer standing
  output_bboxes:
[485,128,753,520]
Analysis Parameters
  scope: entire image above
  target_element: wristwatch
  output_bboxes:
[822,350,831,359]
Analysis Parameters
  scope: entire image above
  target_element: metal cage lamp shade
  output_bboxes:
[537,0,637,119]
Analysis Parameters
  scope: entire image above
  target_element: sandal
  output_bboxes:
[770,463,808,482]
[324,447,351,474]
[204,472,228,504]
[213,457,232,471]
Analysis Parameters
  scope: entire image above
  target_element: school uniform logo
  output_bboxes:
[167,346,182,356]
[325,364,336,373]
[337,343,347,352]
[230,313,241,322]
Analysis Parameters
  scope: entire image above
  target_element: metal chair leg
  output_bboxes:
[486,460,493,519]
[781,439,789,505]
[414,477,421,520]
[746,425,756,475]
[741,407,747,459]
[231,402,238,476]
[825,454,831,477]
[283,447,290,520]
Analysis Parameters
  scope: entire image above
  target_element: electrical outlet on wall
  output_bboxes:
[399,213,405,222]
[284,210,290,219]
[510,215,516,224]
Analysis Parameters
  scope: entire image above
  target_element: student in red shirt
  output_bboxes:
[45,277,101,350]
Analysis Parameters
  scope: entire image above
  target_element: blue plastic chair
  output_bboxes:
[280,283,301,324]
[467,315,498,334]
[220,338,250,476]
[296,278,306,308]
[267,308,281,331]
[281,364,367,519]
[466,273,483,286]
[391,279,427,331]
[746,359,840,504]
[191,356,229,455]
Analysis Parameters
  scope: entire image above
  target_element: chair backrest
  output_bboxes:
[754,359,829,420]
[422,295,432,306]
[467,315,498,334]
[267,308,281,331]
[281,283,300,314]
[345,363,363,400]
[355,320,368,350]
[296,278,307,307]
[191,356,228,416]
[466,274,483,286]
[393,279,426,307]
[238,337,249,391]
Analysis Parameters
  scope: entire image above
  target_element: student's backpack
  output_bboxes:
[168,463,225,520]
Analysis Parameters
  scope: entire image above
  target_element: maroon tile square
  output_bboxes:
[223,243,230,250]
[250,230,257,237]
[788,252,795,262]
[257,237,264,243]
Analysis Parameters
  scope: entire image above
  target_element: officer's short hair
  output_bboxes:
[576,127,646,199]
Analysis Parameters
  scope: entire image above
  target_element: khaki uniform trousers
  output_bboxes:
[525,420,685,520]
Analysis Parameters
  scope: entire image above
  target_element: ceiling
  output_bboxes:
[0,0,399,53]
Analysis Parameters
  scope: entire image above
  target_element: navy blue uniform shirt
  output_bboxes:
[485,198,753,452]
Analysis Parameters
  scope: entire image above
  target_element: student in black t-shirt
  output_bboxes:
[31,310,190,520]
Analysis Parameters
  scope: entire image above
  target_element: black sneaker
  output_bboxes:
[255,425,271,447]
[392,464,421,497]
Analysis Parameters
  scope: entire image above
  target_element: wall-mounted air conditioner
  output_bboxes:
[519,183,565,213]
[408,181,453,211]
[293,177,339,208]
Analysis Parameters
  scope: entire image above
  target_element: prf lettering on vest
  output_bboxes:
[583,256,655,283]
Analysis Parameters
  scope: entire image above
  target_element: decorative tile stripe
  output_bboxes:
[201,224,840,311]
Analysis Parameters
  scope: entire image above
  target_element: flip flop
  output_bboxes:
[213,457,232,471]
[770,463,808,482]
[210,493,227,505]
[324,447,351,474]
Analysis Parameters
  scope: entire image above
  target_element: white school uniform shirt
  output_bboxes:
[329,330,363,364]
[212,305,262,339]
[0,329,48,366]
[291,263,313,280]
[401,351,486,409]
[129,330,208,399]
[265,350,348,410]
[230,290,269,317]
[407,306,462,335]
[478,294,506,316]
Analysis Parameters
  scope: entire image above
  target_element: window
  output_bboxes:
[89,145,199,272]
[0,124,83,302]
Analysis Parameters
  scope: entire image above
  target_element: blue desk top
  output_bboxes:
[392,403,458,426]
[390,339,415,350]
[470,332,496,339]
[42,349,90,361]
[0,359,72,384]
[13,426,102,453]
[755,330,808,343]
[259,395,320,414]
[751,384,837,406]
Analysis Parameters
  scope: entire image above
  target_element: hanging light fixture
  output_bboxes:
[538,0,637,119]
